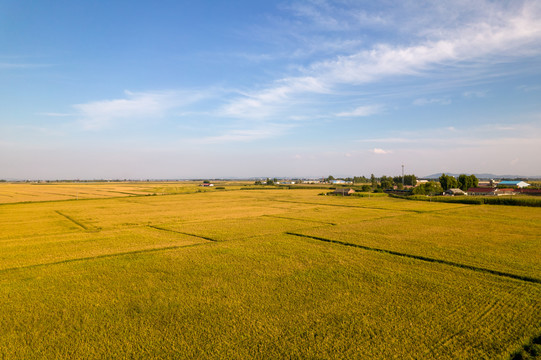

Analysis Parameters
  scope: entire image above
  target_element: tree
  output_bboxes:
[380,176,394,190]
[439,173,458,190]
[412,181,443,195]
[370,174,377,188]
[327,175,335,182]
[394,175,417,186]
[404,174,417,186]
[354,176,368,184]
[458,174,469,191]
[439,174,448,190]
[469,174,479,188]
[457,174,479,191]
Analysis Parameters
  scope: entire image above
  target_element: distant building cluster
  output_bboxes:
[456,180,539,196]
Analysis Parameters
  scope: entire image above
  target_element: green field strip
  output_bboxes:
[54,210,96,231]
[286,232,541,285]
[147,225,219,242]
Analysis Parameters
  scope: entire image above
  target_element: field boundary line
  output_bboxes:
[272,199,465,214]
[262,214,337,226]
[0,243,212,274]
[147,225,219,242]
[286,232,541,285]
[54,210,94,231]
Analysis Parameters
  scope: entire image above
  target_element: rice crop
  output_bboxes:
[0,184,539,359]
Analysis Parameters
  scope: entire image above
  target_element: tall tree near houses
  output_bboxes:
[439,173,458,190]
[469,174,479,188]
[439,173,449,190]
[458,174,470,191]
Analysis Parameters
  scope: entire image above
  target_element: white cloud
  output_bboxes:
[371,148,392,155]
[220,1,541,123]
[221,76,328,120]
[336,105,382,117]
[413,98,451,106]
[314,5,541,86]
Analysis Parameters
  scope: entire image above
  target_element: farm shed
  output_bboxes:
[332,188,355,196]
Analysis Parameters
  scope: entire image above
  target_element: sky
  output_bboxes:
[1,0,540,179]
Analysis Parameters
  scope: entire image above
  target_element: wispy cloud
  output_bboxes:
[413,98,451,106]
[463,91,487,98]
[359,122,541,148]
[37,112,75,117]
[336,105,382,117]
[194,124,293,144]
[517,85,541,92]
[220,77,328,120]
[0,62,51,69]
[221,1,541,123]
[74,90,208,130]
[313,4,541,86]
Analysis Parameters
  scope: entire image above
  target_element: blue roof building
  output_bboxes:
[498,180,530,188]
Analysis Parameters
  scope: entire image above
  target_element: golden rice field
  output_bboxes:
[0,182,540,359]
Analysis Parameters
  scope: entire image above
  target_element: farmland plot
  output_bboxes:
[0,186,539,359]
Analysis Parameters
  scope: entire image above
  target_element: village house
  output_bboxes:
[445,188,466,196]
[332,188,355,196]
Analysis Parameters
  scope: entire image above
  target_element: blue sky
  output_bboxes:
[1,0,540,179]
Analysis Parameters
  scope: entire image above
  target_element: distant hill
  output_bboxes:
[422,173,541,180]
